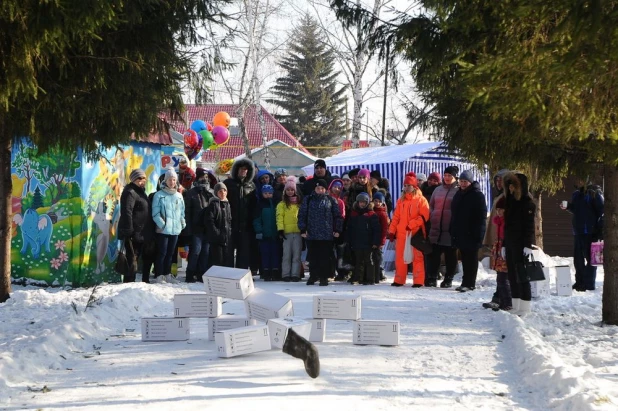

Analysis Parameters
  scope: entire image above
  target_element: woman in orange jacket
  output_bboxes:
[388,172,430,287]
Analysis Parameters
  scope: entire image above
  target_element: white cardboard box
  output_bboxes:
[208,315,258,341]
[353,320,400,346]
[531,269,551,298]
[313,295,361,320]
[244,289,294,323]
[202,266,255,300]
[173,293,222,318]
[554,265,572,296]
[215,324,271,358]
[141,317,190,342]
[306,318,327,342]
[267,317,312,349]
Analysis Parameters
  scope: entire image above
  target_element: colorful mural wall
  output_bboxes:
[10,140,162,287]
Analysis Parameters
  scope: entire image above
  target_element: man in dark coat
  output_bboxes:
[223,158,257,269]
[561,181,604,291]
[302,159,333,196]
[118,169,150,283]
[184,168,214,282]
[449,170,487,291]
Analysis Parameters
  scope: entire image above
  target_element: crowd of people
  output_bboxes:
[117,157,604,317]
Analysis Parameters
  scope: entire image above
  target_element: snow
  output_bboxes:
[1,255,617,410]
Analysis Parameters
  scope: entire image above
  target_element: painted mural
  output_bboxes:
[10,140,162,287]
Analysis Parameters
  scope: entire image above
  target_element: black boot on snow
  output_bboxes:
[282,328,320,378]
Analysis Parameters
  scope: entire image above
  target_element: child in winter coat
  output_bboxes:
[489,196,511,310]
[372,191,390,283]
[347,192,381,284]
[205,182,233,267]
[276,177,303,282]
[253,184,280,281]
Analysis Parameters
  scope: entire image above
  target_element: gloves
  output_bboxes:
[278,230,286,240]
[256,233,263,240]
[523,247,533,257]
[501,247,506,259]
[388,233,396,241]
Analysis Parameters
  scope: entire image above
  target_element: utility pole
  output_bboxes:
[381,41,389,146]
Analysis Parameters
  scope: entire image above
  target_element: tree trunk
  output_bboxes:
[0,134,12,303]
[602,164,618,325]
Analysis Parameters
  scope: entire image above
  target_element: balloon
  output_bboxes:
[207,122,213,132]
[199,130,214,148]
[190,120,207,133]
[183,130,199,149]
[212,125,230,145]
[184,145,197,160]
[213,111,231,128]
[209,143,219,151]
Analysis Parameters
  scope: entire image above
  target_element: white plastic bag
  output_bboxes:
[403,232,414,264]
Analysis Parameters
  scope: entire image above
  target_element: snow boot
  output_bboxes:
[510,298,521,315]
[282,328,320,378]
[440,276,453,288]
[263,269,272,282]
[518,300,531,316]
[272,268,282,281]
[185,270,196,283]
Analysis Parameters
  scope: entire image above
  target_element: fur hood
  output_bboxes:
[503,171,529,201]
[353,201,375,212]
[230,158,256,182]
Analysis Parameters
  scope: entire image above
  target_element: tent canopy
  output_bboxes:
[302,143,492,209]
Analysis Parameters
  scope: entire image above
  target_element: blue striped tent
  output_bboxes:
[302,142,493,208]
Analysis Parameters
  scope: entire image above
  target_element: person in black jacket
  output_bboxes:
[302,159,333,196]
[450,170,487,292]
[184,168,215,282]
[118,169,150,283]
[223,158,257,270]
[503,172,536,316]
[346,192,381,285]
[205,183,233,267]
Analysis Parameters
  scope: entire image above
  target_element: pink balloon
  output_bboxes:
[212,125,230,145]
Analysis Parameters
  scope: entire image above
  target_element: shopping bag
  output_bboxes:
[114,244,129,276]
[590,241,604,266]
[516,254,545,283]
[410,215,432,254]
[403,232,414,264]
[382,240,396,271]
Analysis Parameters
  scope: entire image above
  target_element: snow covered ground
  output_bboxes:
[1,254,617,411]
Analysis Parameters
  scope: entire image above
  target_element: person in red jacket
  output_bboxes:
[388,172,430,287]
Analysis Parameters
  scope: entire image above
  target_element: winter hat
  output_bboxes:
[403,172,418,187]
[342,173,351,181]
[130,169,146,182]
[373,191,385,202]
[213,182,227,194]
[284,176,298,191]
[165,167,178,181]
[348,168,360,178]
[459,170,474,182]
[261,184,274,194]
[416,173,427,184]
[358,169,371,179]
[195,167,207,180]
[329,178,343,190]
[356,192,370,203]
[444,165,459,178]
[314,179,328,189]
[274,168,287,179]
[496,196,506,209]
[370,170,381,180]
[314,159,327,169]
[428,172,441,182]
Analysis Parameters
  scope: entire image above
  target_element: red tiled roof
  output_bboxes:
[164,104,309,161]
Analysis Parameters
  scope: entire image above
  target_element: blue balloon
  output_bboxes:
[190,120,207,133]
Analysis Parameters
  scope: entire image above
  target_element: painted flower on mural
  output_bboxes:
[50,259,62,269]
[54,240,66,251]
[58,251,69,263]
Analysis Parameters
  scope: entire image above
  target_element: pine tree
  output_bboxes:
[269,14,347,148]
[31,186,44,210]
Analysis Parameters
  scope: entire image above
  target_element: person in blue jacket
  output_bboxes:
[561,181,604,291]
[151,167,186,284]
[253,184,280,281]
